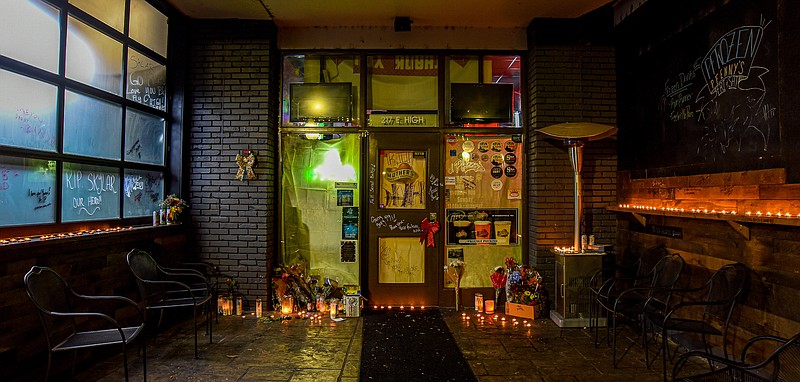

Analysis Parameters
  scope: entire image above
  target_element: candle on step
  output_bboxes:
[484,300,495,314]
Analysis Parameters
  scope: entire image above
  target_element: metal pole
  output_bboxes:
[566,140,584,251]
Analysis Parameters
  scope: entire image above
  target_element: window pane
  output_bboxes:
[62,162,120,222]
[64,90,122,159]
[282,54,361,127]
[123,168,163,217]
[70,0,125,32]
[129,0,168,58]
[0,70,58,151]
[125,108,164,165]
[126,48,166,111]
[67,16,123,95]
[367,55,438,127]
[0,156,56,227]
[0,0,60,73]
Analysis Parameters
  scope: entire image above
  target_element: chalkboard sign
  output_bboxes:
[619,0,778,175]
[123,169,163,217]
[61,162,120,222]
[126,49,166,111]
[0,156,56,227]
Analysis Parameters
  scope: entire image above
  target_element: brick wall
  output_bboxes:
[186,20,279,308]
[526,21,618,294]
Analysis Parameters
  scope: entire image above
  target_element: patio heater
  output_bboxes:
[538,122,617,251]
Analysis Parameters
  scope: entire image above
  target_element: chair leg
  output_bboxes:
[193,306,199,359]
[45,351,52,382]
[662,327,669,382]
[142,336,147,382]
[612,313,618,368]
[122,343,129,382]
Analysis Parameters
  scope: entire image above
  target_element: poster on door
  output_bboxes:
[445,208,519,246]
[444,135,522,208]
[379,150,426,209]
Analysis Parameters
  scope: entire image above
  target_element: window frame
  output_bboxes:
[0,0,175,233]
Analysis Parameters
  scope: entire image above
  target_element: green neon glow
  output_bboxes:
[313,149,356,182]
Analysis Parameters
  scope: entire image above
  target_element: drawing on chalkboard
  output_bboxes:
[627,0,779,174]
[693,16,773,161]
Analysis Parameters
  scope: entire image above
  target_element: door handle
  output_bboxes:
[560,283,565,298]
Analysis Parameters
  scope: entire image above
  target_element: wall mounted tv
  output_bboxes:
[450,83,513,124]
[289,83,352,122]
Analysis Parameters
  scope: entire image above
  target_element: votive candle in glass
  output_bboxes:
[256,298,263,318]
[485,300,495,314]
[474,293,484,312]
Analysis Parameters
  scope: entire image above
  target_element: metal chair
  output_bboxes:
[591,245,671,345]
[126,248,213,359]
[597,252,685,367]
[644,263,750,382]
[672,333,800,381]
[24,266,146,382]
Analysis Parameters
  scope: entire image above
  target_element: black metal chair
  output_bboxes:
[24,266,146,382]
[672,333,800,381]
[644,263,750,382]
[126,248,213,359]
[591,245,671,345]
[597,252,685,367]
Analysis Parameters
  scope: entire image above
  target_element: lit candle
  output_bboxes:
[256,298,262,318]
[475,293,484,312]
[484,300,495,314]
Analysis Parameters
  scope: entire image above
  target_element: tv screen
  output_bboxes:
[290,83,352,122]
[450,83,513,124]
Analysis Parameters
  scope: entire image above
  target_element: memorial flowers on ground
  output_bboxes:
[444,259,466,310]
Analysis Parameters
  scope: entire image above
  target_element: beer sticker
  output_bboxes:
[491,179,503,191]
[478,141,489,152]
[462,140,475,153]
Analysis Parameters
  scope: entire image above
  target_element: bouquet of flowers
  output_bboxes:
[444,259,466,310]
[160,194,188,222]
[160,194,188,212]
[489,266,507,305]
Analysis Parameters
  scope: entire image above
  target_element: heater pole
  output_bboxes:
[567,140,584,251]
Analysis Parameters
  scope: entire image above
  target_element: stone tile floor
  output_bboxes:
[73,309,704,381]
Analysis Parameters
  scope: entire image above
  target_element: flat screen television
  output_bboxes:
[289,83,352,122]
[450,83,513,124]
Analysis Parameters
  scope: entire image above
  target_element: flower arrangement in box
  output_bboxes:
[504,257,546,308]
[272,264,343,313]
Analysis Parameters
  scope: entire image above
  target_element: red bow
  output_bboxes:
[419,218,440,247]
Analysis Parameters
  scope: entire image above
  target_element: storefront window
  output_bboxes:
[282,54,360,127]
[446,55,522,127]
[281,133,361,286]
[443,134,524,288]
[367,55,439,127]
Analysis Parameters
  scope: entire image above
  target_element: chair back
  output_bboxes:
[127,249,166,302]
[634,245,670,288]
[24,267,77,349]
[646,253,685,308]
[703,263,749,326]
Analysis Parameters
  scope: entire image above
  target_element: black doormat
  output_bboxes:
[360,308,477,382]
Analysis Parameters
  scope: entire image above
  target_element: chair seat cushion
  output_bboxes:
[53,326,143,351]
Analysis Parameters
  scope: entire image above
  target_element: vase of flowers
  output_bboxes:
[444,260,466,310]
[160,194,188,224]
[490,266,507,311]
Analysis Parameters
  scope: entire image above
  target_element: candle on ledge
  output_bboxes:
[484,300,495,315]
[256,298,263,318]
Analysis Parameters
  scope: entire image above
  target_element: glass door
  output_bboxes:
[366,132,441,307]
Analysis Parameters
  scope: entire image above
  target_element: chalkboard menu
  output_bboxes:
[0,156,56,227]
[619,0,778,175]
[61,162,120,222]
[123,168,163,218]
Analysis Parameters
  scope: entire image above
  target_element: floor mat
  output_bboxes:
[360,308,477,381]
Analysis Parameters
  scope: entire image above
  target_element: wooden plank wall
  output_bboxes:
[616,168,800,353]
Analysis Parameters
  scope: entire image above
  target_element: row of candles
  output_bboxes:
[461,312,533,327]
[0,226,134,245]
[619,204,799,218]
